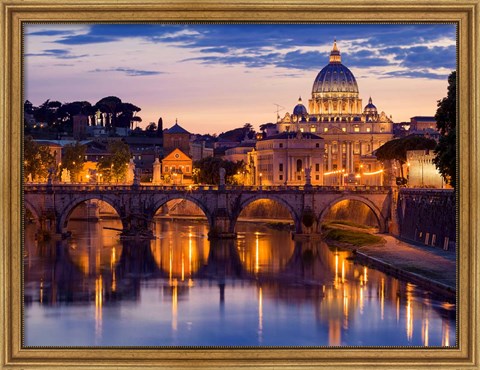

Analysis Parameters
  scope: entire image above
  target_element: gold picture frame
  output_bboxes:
[1,0,478,368]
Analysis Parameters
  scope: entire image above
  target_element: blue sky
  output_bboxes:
[24,24,456,134]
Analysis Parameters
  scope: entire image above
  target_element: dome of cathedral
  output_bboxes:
[293,97,308,116]
[364,97,377,114]
[312,41,359,95]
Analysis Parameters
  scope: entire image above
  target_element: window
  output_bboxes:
[186,166,190,173]
[315,175,320,180]
[316,143,320,148]
[315,163,320,172]
[279,163,283,172]
[296,159,303,172]
[165,166,169,172]
[354,142,360,154]
[324,127,328,132]
[366,127,371,132]
[300,128,304,132]
[171,165,176,171]
[342,127,346,132]
[279,143,283,148]
[354,126,360,132]
[310,126,316,133]
[380,127,385,132]
[279,175,283,181]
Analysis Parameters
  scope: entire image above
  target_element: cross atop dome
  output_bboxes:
[329,39,341,64]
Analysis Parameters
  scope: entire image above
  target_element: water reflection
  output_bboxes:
[24,218,456,347]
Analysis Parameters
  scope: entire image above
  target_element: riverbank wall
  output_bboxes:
[396,188,456,252]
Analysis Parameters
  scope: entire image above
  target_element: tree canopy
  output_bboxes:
[193,157,245,185]
[433,71,456,188]
[61,142,86,182]
[217,123,255,142]
[97,140,131,183]
[375,135,437,178]
[24,136,55,182]
[25,96,142,137]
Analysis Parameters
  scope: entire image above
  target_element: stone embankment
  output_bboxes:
[324,224,456,301]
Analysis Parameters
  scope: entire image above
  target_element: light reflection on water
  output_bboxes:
[24,218,456,347]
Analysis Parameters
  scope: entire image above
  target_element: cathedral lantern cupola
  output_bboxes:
[293,96,308,122]
[329,39,341,63]
[363,96,379,122]
[309,40,363,119]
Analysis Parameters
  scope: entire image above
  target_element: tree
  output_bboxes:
[56,101,94,134]
[217,124,255,142]
[33,99,62,126]
[97,140,131,183]
[94,96,142,132]
[145,122,157,136]
[62,142,86,182]
[193,157,245,185]
[24,136,55,182]
[433,71,456,188]
[375,135,437,179]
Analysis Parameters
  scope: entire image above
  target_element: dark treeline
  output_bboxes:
[24,96,145,137]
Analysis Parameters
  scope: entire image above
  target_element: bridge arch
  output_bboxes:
[24,199,42,226]
[58,194,126,234]
[230,194,301,233]
[150,194,214,229]
[318,195,387,233]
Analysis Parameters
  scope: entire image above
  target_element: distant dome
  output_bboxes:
[293,97,308,116]
[312,40,359,95]
[364,97,377,114]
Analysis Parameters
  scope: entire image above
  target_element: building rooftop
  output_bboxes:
[262,131,323,141]
[165,122,190,134]
[411,116,436,122]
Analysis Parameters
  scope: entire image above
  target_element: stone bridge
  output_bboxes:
[24,183,393,238]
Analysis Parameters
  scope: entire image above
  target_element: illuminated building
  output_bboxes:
[264,40,394,186]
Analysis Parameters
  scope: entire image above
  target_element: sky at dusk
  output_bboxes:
[24,24,456,135]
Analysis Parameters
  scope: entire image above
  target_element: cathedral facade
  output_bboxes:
[256,40,394,186]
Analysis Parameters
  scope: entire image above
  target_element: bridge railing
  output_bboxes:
[24,182,393,193]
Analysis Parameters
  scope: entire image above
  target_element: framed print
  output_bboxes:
[1,0,479,369]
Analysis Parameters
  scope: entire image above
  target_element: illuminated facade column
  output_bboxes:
[346,141,350,174]
[337,141,343,170]
[350,142,355,173]
[289,156,293,183]
[328,143,332,171]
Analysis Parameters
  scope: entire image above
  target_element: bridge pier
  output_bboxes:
[209,212,237,239]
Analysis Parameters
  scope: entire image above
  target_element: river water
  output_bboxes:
[24,218,456,347]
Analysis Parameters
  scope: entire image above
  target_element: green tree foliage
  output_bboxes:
[97,140,131,183]
[24,136,55,182]
[56,101,94,133]
[375,135,437,178]
[433,71,456,188]
[217,123,255,142]
[33,100,62,126]
[193,157,245,185]
[94,96,141,131]
[62,142,86,182]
